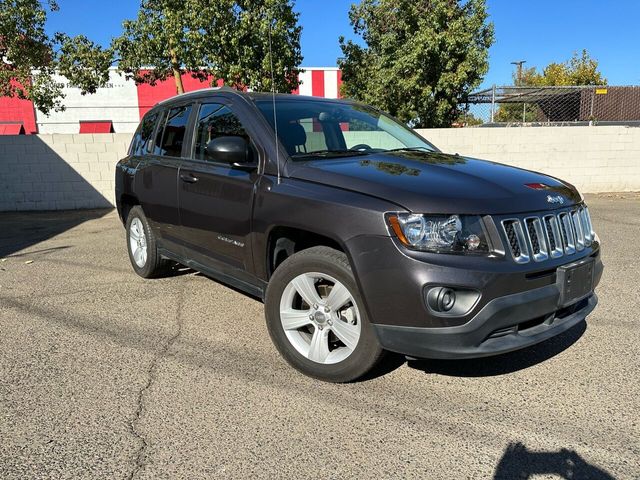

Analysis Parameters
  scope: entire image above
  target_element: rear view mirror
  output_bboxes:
[205,136,253,166]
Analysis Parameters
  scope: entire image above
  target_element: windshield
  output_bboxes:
[255,98,438,160]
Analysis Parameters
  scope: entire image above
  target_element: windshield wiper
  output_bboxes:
[291,149,372,158]
[383,147,433,153]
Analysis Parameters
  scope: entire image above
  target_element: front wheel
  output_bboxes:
[265,246,384,382]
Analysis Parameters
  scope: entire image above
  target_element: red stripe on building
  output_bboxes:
[79,121,114,134]
[0,123,25,135]
[0,89,37,134]
[311,70,325,97]
[311,70,325,132]
[337,70,343,99]
[136,71,215,119]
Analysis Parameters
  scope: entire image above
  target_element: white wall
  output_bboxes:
[36,70,140,134]
[416,126,640,193]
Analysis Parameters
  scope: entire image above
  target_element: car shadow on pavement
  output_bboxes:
[493,442,616,479]
[0,209,111,257]
[366,320,587,380]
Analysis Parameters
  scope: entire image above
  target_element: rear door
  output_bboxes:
[135,104,193,253]
[177,98,260,279]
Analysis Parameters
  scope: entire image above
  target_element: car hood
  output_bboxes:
[287,151,581,215]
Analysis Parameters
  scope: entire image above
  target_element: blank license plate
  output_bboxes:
[557,259,595,307]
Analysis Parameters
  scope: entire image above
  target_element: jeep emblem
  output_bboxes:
[547,195,564,204]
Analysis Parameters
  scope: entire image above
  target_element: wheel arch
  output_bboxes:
[265,225,350,279]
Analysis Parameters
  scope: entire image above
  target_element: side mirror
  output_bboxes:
[205,136,253,166]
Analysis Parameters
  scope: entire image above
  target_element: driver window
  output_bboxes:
[193,103,250,162]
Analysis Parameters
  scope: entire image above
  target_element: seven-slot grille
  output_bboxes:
[501,206,594,264]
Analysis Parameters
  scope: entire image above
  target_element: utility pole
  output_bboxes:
[511,60,526,86]
[511,60,527,123]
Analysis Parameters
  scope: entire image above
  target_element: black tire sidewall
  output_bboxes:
[265,247,383,382]
[125,206,162,278]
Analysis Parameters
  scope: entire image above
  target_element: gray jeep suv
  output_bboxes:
[115,88,603,382]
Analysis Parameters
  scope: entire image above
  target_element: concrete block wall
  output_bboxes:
[416,126,640,193]
[0,133,131,211]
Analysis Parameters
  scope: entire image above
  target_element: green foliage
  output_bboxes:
[338,0,494,128]
[494,103,538,123]
[55,34,113,94]
[0,0,112,114]
[112,0,303,94]
[455,111,484,126]
[495,50,606,123]
[518,50,607,86]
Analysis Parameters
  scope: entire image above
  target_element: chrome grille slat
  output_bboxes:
[580,207,592,246]
[501,206,595,264]
[572,210,585,251]
[543,215,563,258]
[558,212,576,255]
[525,217,548,262]
[501,219,530,264]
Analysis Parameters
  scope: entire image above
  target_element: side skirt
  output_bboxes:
[158,247,267,301]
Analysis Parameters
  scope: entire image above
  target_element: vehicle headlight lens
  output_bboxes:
[388,213,490,253]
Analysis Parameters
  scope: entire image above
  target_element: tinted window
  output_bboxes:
[193,104,250,161]
[130,111,158,156]
[152,110,168,156]
[157,105,192,157]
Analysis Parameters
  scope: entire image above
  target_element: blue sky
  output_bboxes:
[45,0,640,88]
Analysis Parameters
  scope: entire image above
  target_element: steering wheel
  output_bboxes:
[349,143,372,151]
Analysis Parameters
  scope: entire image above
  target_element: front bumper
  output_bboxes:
[374,289,597,359]
[345,234,603,360]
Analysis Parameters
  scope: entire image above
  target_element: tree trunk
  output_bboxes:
[169,46,184,95]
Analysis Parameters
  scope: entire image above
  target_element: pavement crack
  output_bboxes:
[127,286,185,480]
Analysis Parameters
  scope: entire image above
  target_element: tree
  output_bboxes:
[495,50,606,123]
[0,0,111,114]
[519,50,606,86]
[112,0,303,95]
[338,0,494,128]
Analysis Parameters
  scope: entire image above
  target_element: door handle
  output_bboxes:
[180,173,199,183]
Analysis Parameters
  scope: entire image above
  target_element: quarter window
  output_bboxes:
[130,111,158,156]
[193,103,250,162]
[157,105,192,157]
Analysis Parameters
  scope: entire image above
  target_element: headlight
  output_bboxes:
[388,213,490,253]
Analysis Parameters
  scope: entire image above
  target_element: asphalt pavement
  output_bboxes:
[1,193,638,479]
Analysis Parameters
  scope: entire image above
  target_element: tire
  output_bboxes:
[265,246,384,382]
[125,206,170,278]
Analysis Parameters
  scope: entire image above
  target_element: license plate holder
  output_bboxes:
[557,258,595,307]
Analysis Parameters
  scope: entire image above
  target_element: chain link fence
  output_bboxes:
[457,85,640,127]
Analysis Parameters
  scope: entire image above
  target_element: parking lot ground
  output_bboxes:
[1,193,639,479]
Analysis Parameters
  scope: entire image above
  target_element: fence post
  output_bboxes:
[490,85,496,123]
[589,87,595,126]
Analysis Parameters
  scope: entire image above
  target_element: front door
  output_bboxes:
[177,100,259,278]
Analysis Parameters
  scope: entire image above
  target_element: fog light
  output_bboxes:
[439,288,456,312]
[425,286,480,317]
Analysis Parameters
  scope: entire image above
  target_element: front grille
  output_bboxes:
[501,205,594,264]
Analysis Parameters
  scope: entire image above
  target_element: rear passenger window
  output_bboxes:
[157,105,192,157]
[193,103,250,161]
[130,111,158,156]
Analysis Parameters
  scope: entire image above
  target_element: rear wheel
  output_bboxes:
[125,206,170,278]
[265,246,384,382]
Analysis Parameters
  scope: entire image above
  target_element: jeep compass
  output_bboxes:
[115,88,603,382]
